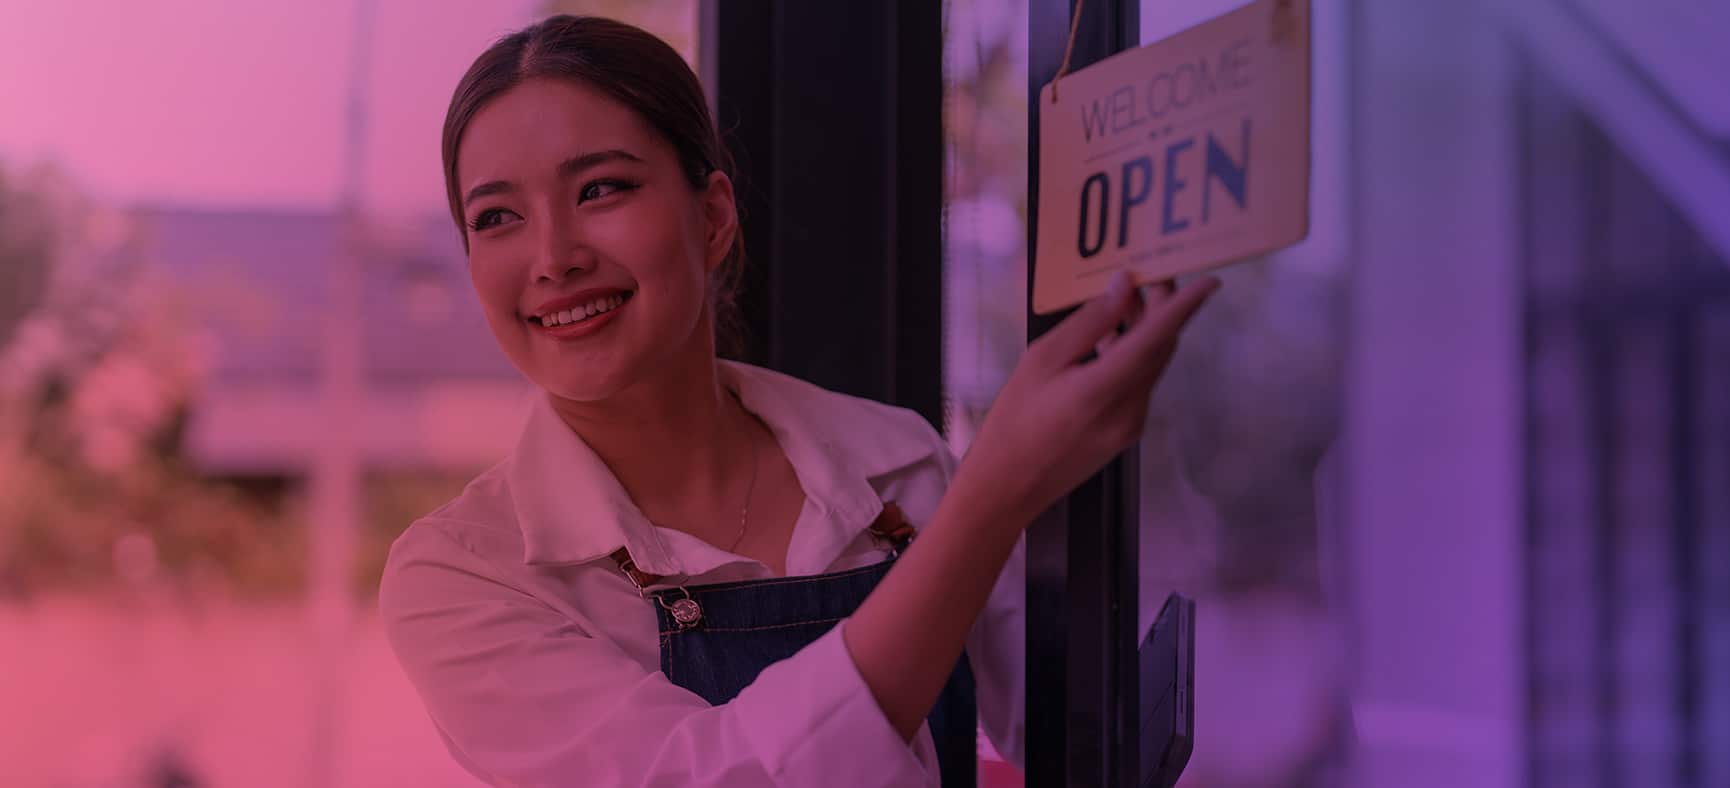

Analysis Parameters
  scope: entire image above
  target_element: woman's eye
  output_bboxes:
[579,179,636,203]
[468,208,520,232]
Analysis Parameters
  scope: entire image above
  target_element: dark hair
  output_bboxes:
[441,15,747,358]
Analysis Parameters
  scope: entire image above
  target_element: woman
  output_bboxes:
[379,15,1218,788]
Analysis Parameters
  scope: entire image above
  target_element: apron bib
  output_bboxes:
[613,504,978,787]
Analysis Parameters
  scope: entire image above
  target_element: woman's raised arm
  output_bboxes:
[843,272,1218,742]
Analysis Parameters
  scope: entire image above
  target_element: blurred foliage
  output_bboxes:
[0,162,302,600]
[944,0,1035,402]
[0,162,501,603]
[1,164,384,602]
[354,471,473,597]
[0,453,302,599]
[0,164,58,348]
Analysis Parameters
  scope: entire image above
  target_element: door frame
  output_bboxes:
[1025,1,1146,785]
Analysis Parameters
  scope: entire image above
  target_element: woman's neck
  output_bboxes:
[546,354,757,537]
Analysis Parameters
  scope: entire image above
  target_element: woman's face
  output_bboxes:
[455,77,735,402]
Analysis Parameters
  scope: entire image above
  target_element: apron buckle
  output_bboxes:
[659,587,704,629]
[614,550,704,629]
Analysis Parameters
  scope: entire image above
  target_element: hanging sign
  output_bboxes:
[1034,0,1311,314]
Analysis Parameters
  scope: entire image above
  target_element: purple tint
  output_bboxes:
[3,0,1728,786]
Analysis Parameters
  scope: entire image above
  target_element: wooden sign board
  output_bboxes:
[1034,0,1311,314]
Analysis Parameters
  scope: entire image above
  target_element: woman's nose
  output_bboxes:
[536,259,586,282]
[531,220,591,282]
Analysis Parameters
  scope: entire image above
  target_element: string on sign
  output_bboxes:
[1049,0,1087,104]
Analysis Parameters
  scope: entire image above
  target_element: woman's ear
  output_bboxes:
[700,170,739,273]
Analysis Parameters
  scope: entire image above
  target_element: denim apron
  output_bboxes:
[613,503,978,787]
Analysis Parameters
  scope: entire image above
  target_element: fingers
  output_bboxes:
[1093,284,1141,356]
[1082,275,1219,390]
[1032,271,1137,370]
[1141,280,1176,307]
[1094,331,1118,358]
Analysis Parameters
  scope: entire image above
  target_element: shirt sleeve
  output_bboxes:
[378,521,938,788]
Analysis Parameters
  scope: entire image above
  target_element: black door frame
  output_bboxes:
[712,1,1149,783]
[707,3,969,786]
[706,1,945,430]
[1026,1,1144,786]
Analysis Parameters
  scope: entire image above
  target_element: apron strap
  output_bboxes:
[610,500,917,589]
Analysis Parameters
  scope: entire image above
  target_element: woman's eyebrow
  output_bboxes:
[462,149,646,209]
[558,149,644,178]
[462,180,513,209]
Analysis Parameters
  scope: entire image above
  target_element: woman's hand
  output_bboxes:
[846,271,1215,741]
[955,270,1220,525]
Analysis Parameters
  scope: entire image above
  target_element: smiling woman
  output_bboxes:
[449,75,734,405]
[379,13,1217,788]
[440,21,746,362]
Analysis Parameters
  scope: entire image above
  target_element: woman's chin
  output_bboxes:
[536,372,629,405]
[512,322,705,405]
[504,340,631,402]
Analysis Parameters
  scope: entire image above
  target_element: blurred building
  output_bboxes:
[1343,2,1730,787]
[131,206,529,486]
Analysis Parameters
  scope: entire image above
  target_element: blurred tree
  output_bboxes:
[354,471,473,596]
[943,0,1033,438]
[0,163,300,601]
[0,163,57,349]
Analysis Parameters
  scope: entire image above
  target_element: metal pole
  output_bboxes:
[307,0,373,784]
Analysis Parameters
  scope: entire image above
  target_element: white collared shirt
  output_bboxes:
[379,360,1026,788]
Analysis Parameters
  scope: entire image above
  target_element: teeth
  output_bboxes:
[539,293,629,326]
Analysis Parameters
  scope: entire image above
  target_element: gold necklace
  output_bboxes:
[724,398,760,554]
[618,394,760,631]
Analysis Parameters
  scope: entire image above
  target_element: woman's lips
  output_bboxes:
[532,293,630,340]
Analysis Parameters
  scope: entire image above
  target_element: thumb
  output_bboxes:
[1033,271,1137,370]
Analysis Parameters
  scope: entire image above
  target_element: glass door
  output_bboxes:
[981,1,1355,785]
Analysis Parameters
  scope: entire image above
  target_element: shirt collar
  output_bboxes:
[508,360,938,572]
